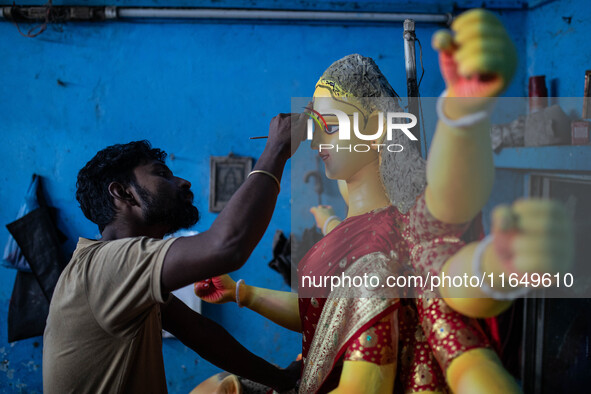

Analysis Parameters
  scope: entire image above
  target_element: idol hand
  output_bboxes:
[309,205,336,230]
[491,199,574,277]
[432,9,517,116]
[268,112,308,159]
[194,274,237,304]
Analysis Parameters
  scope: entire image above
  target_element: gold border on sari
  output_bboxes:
[299,252,400,393]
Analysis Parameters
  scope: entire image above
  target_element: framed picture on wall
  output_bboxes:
[209,154,253,212]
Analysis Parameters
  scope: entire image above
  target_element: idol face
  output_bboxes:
[311,86,381,181]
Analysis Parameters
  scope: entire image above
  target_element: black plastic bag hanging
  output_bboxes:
[8,271,50,342]
[268,227,323,291]
[267,230,294,288]
[2,174,40,272]
[5,175,67,342]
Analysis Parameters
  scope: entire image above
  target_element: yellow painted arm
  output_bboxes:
[241,283,302,333]
[447,348,521,394]
[425,119,494,224]
[426,9,517,224]
[439,241,512,318]
[324,219,342,235]
[310,205,342,235]
[329,361,395,394]
[195,274,301,332]
[440,199,574,318]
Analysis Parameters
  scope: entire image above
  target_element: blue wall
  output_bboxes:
[0,2,446,391]
[0,0,577,391]
[525,0,591,97]
[483,0,591,233]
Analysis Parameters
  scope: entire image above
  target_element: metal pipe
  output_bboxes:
[115,8,452,24]
[404,19,418,87]
[0,6,452,24]
[403,19,422,155]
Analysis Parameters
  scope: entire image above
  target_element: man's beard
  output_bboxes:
[135,184,200,235]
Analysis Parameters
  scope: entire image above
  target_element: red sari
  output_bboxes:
[298,205,403,393]
[298,194,491,393]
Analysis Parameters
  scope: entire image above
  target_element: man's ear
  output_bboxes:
[108,182,138,207]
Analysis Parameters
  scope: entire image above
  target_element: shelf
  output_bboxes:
[493,145,591,171]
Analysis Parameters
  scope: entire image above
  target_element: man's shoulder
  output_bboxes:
[76,236,165,257]
[67,236,149,274]
[65,235,176,291]
[80,235,176,273]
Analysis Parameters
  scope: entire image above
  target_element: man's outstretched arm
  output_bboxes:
[161,296,297,392]
[162,113,307,293]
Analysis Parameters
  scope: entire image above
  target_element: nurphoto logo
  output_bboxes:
[306,108,418,153]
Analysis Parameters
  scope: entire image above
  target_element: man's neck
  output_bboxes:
[100,221,167,241]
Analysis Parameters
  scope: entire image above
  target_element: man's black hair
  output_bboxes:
[76,140,167,232]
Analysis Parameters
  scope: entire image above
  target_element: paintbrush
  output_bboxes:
[249,106,313,140]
